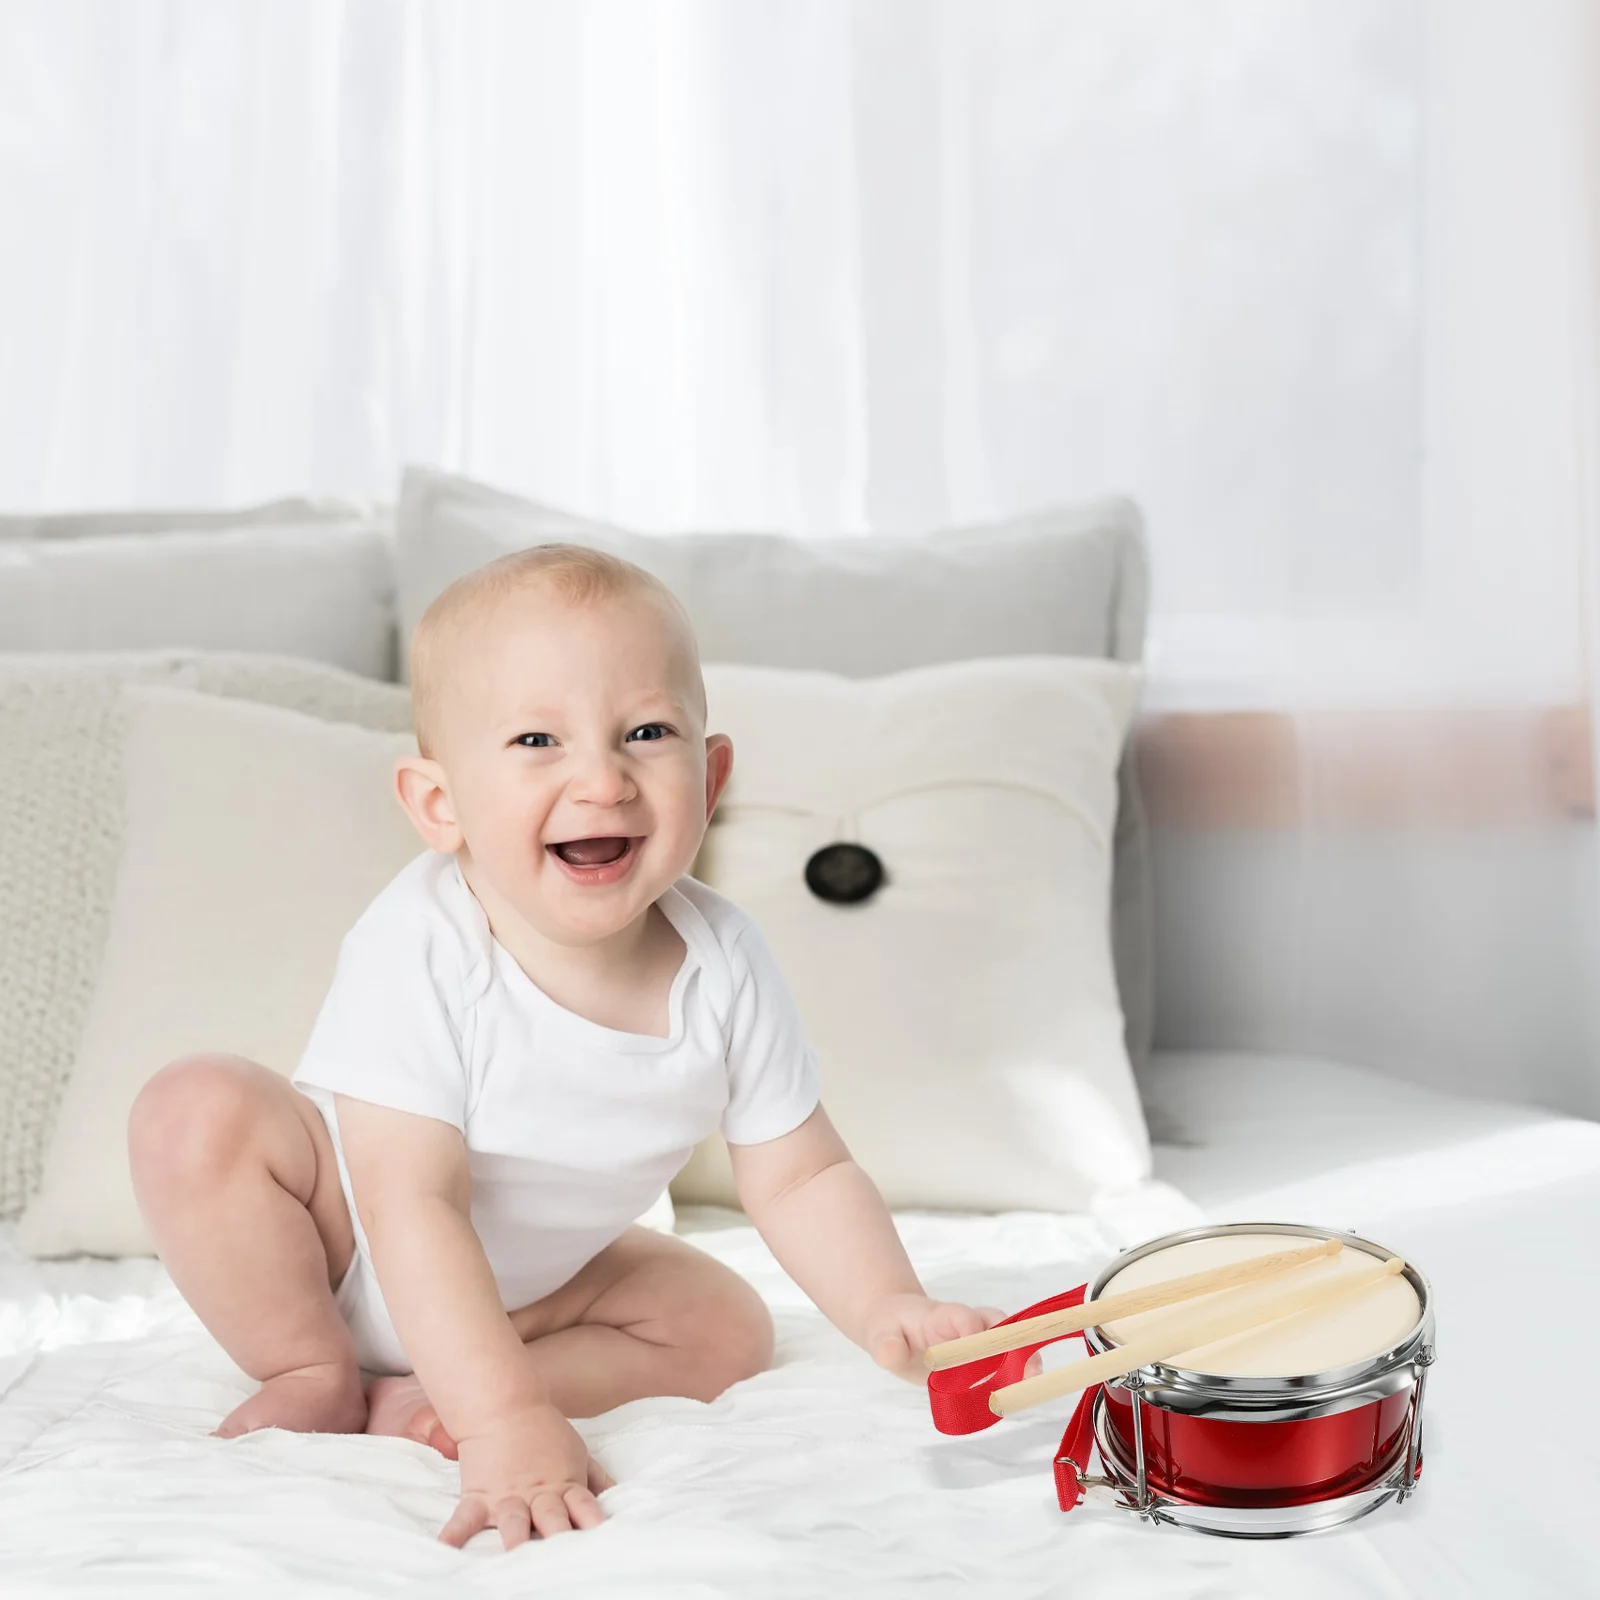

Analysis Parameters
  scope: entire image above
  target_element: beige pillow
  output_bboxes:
[0,651,415,1221]
[16,685,673,1257]
[673,657,1153,1213]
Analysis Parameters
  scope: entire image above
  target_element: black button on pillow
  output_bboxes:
[804,842,884,905]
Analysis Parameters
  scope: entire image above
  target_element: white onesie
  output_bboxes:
[291,850,821,1374]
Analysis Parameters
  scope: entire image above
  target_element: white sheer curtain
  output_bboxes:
[3,0,1434,616]
[4,0,1598,1112]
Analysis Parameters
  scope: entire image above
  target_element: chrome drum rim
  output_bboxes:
[1084,1221,1435,1421]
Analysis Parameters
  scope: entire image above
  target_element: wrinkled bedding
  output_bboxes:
[1,1052,1597,1598]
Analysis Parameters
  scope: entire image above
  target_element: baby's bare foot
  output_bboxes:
[215,1360,368,1440]
[363,1374,460,1460]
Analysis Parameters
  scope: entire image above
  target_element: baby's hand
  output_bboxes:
[863,1292,1012,1383]
[441,1401,614,1550]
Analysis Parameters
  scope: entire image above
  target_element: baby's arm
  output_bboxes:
[730,1104,1003,1380]
[335,1094,604,1545]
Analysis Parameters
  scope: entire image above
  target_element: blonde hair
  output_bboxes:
[408,543,697,759]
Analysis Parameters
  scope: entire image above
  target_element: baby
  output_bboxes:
[128,545,1011,1552]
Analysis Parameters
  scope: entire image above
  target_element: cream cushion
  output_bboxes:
[0,651,415,1220]
[15,685,673,1258]
[675,656,1152,1213]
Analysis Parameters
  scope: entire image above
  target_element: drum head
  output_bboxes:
[1096,1231,1423,1379]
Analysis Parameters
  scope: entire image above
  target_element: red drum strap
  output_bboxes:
[925,1282,1103,1513]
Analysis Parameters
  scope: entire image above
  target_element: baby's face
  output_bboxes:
[429,586,728,948]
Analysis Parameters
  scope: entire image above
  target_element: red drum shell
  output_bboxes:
[1100,1366,1417,1508]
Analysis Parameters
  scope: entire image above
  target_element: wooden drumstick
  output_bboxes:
[990,1254,1406,1419]
[924,1237,1343,1372]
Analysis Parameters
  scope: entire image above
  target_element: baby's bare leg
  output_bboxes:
[364,1226,773,1451]
[129,1054,367,1439]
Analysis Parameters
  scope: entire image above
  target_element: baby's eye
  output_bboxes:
[626,723,673,743]
[513,732,557,748]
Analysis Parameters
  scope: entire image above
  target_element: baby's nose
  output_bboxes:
[568,752,636,805]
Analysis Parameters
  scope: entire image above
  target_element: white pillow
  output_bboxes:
[394,464,1157,1073]
[16,685,672,1258]
[0,498,395,679]
[673,657,1153,1213]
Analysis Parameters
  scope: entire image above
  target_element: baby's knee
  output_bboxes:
[128,1054,264,1193]
[685,1271,775,1397]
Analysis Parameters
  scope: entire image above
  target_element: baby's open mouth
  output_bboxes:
[548,836,633,868]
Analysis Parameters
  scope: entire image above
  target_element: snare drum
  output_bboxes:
[925,1220,1436,1539]
[1082,1222,1435,1536]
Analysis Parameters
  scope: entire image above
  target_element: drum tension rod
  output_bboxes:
[1125,1371,1153,1517]
[1399,1344,1436,1503]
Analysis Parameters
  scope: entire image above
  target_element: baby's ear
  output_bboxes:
[394,755,464,852]
[704,733,734,819]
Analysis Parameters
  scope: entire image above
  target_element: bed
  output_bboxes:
[1,1051,1595,1598]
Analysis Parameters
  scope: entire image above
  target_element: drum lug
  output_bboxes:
[1055,1454,1132,1510]
[1399,1343,1435,1502]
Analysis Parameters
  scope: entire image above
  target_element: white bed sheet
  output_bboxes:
[0,1051,1596,1599]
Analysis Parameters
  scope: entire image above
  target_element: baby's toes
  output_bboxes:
[418,1407,459,1461]
[363,1376,458,1458]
